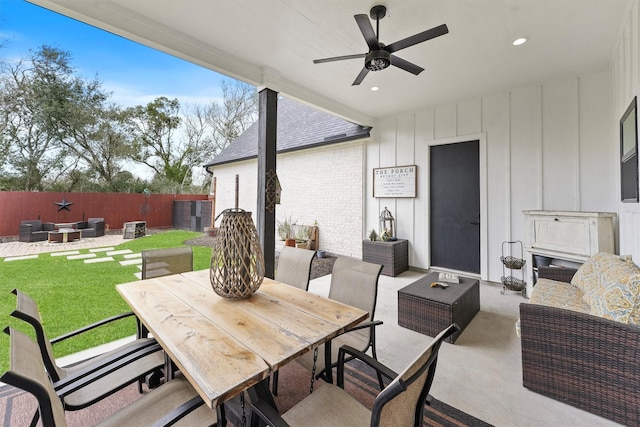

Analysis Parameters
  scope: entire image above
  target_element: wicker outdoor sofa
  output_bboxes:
[18,218,105,242]
[75,217,105,237]
[19,220,54,242]
[518,252,640,426]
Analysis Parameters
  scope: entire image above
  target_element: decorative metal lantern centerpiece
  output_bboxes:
[210,208,265,299]
[379,207,395,241]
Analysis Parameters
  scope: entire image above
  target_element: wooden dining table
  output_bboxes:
[116,269,368,413]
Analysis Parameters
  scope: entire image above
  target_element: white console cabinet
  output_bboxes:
[523,210,616,296]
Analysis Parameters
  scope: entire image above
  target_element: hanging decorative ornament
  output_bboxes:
[210,208,265,299]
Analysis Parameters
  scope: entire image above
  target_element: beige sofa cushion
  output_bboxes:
[516,278,590,337]
[529,279,590,313]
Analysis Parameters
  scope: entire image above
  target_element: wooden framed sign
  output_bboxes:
[373,165,417,198]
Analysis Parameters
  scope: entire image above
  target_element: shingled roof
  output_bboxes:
[203,97,371,169]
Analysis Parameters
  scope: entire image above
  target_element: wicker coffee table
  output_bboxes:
[398,272,480,343]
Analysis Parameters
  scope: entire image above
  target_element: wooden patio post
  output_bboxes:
[256,88,278,279]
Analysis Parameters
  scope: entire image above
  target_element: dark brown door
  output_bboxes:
[429,140,480,273]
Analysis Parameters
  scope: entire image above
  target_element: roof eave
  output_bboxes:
[204,129,371,173]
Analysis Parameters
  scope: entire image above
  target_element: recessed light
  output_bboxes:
[371,86,379,91]
[513,37,527,46]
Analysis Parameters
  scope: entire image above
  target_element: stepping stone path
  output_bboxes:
[90,247,115,253]
[84,257,115,264]
[4,255,38,262]
[68,254,97,260]
[51,251,80,257]
[106,250,133,256]
[77,248,133,264]
[4,245,177,280]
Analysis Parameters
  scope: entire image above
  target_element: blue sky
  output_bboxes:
[0,0,235,108]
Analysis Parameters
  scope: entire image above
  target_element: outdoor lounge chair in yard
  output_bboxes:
[2,327,219,426]
[75,217,105,237]
[278,256,384,394]
[10,289,165,411]
[251,324,460,427]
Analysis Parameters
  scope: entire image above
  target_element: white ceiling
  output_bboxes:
[30,0,629,126]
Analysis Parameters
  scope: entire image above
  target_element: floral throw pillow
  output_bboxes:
[590,274,640,324]
[571,252,639,303]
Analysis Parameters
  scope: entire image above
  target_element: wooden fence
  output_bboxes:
[0,191,210,237]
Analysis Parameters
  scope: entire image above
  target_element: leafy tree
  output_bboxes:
[0,45,143,192]
[56,99,136,192]
[0,46,72,190]
[26,46,137,191]
[128,97,189,190]
[0,44,258,194]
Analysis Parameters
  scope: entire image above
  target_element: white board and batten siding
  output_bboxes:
[369,70,616,284]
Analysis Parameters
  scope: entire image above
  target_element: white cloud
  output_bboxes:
[102,81,224,108]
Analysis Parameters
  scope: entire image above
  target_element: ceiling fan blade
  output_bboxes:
[354,14,379,51]
[313,53,366,64]
[352,67,370,86]
[390,55,424,75]
[385,24,449,53]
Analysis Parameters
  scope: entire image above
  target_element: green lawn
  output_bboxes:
[0,230,212,373]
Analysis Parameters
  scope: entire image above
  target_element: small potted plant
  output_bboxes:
[295,225,311,249]
[277,215,296,247]
[368,229,378,241]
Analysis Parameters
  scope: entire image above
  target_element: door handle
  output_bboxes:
[470,212,480,225]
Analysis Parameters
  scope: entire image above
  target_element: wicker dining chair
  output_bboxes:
[1,327,220,427]
[10,289,164,411]
[252,324,460,427]
[294,256,384,389]
[275,246,317,291]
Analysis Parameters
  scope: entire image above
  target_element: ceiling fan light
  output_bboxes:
[365,50,391,71]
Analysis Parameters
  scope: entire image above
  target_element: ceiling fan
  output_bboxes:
[313,5,448,86]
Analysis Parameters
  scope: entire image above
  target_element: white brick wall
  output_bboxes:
[211,140,366,258]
